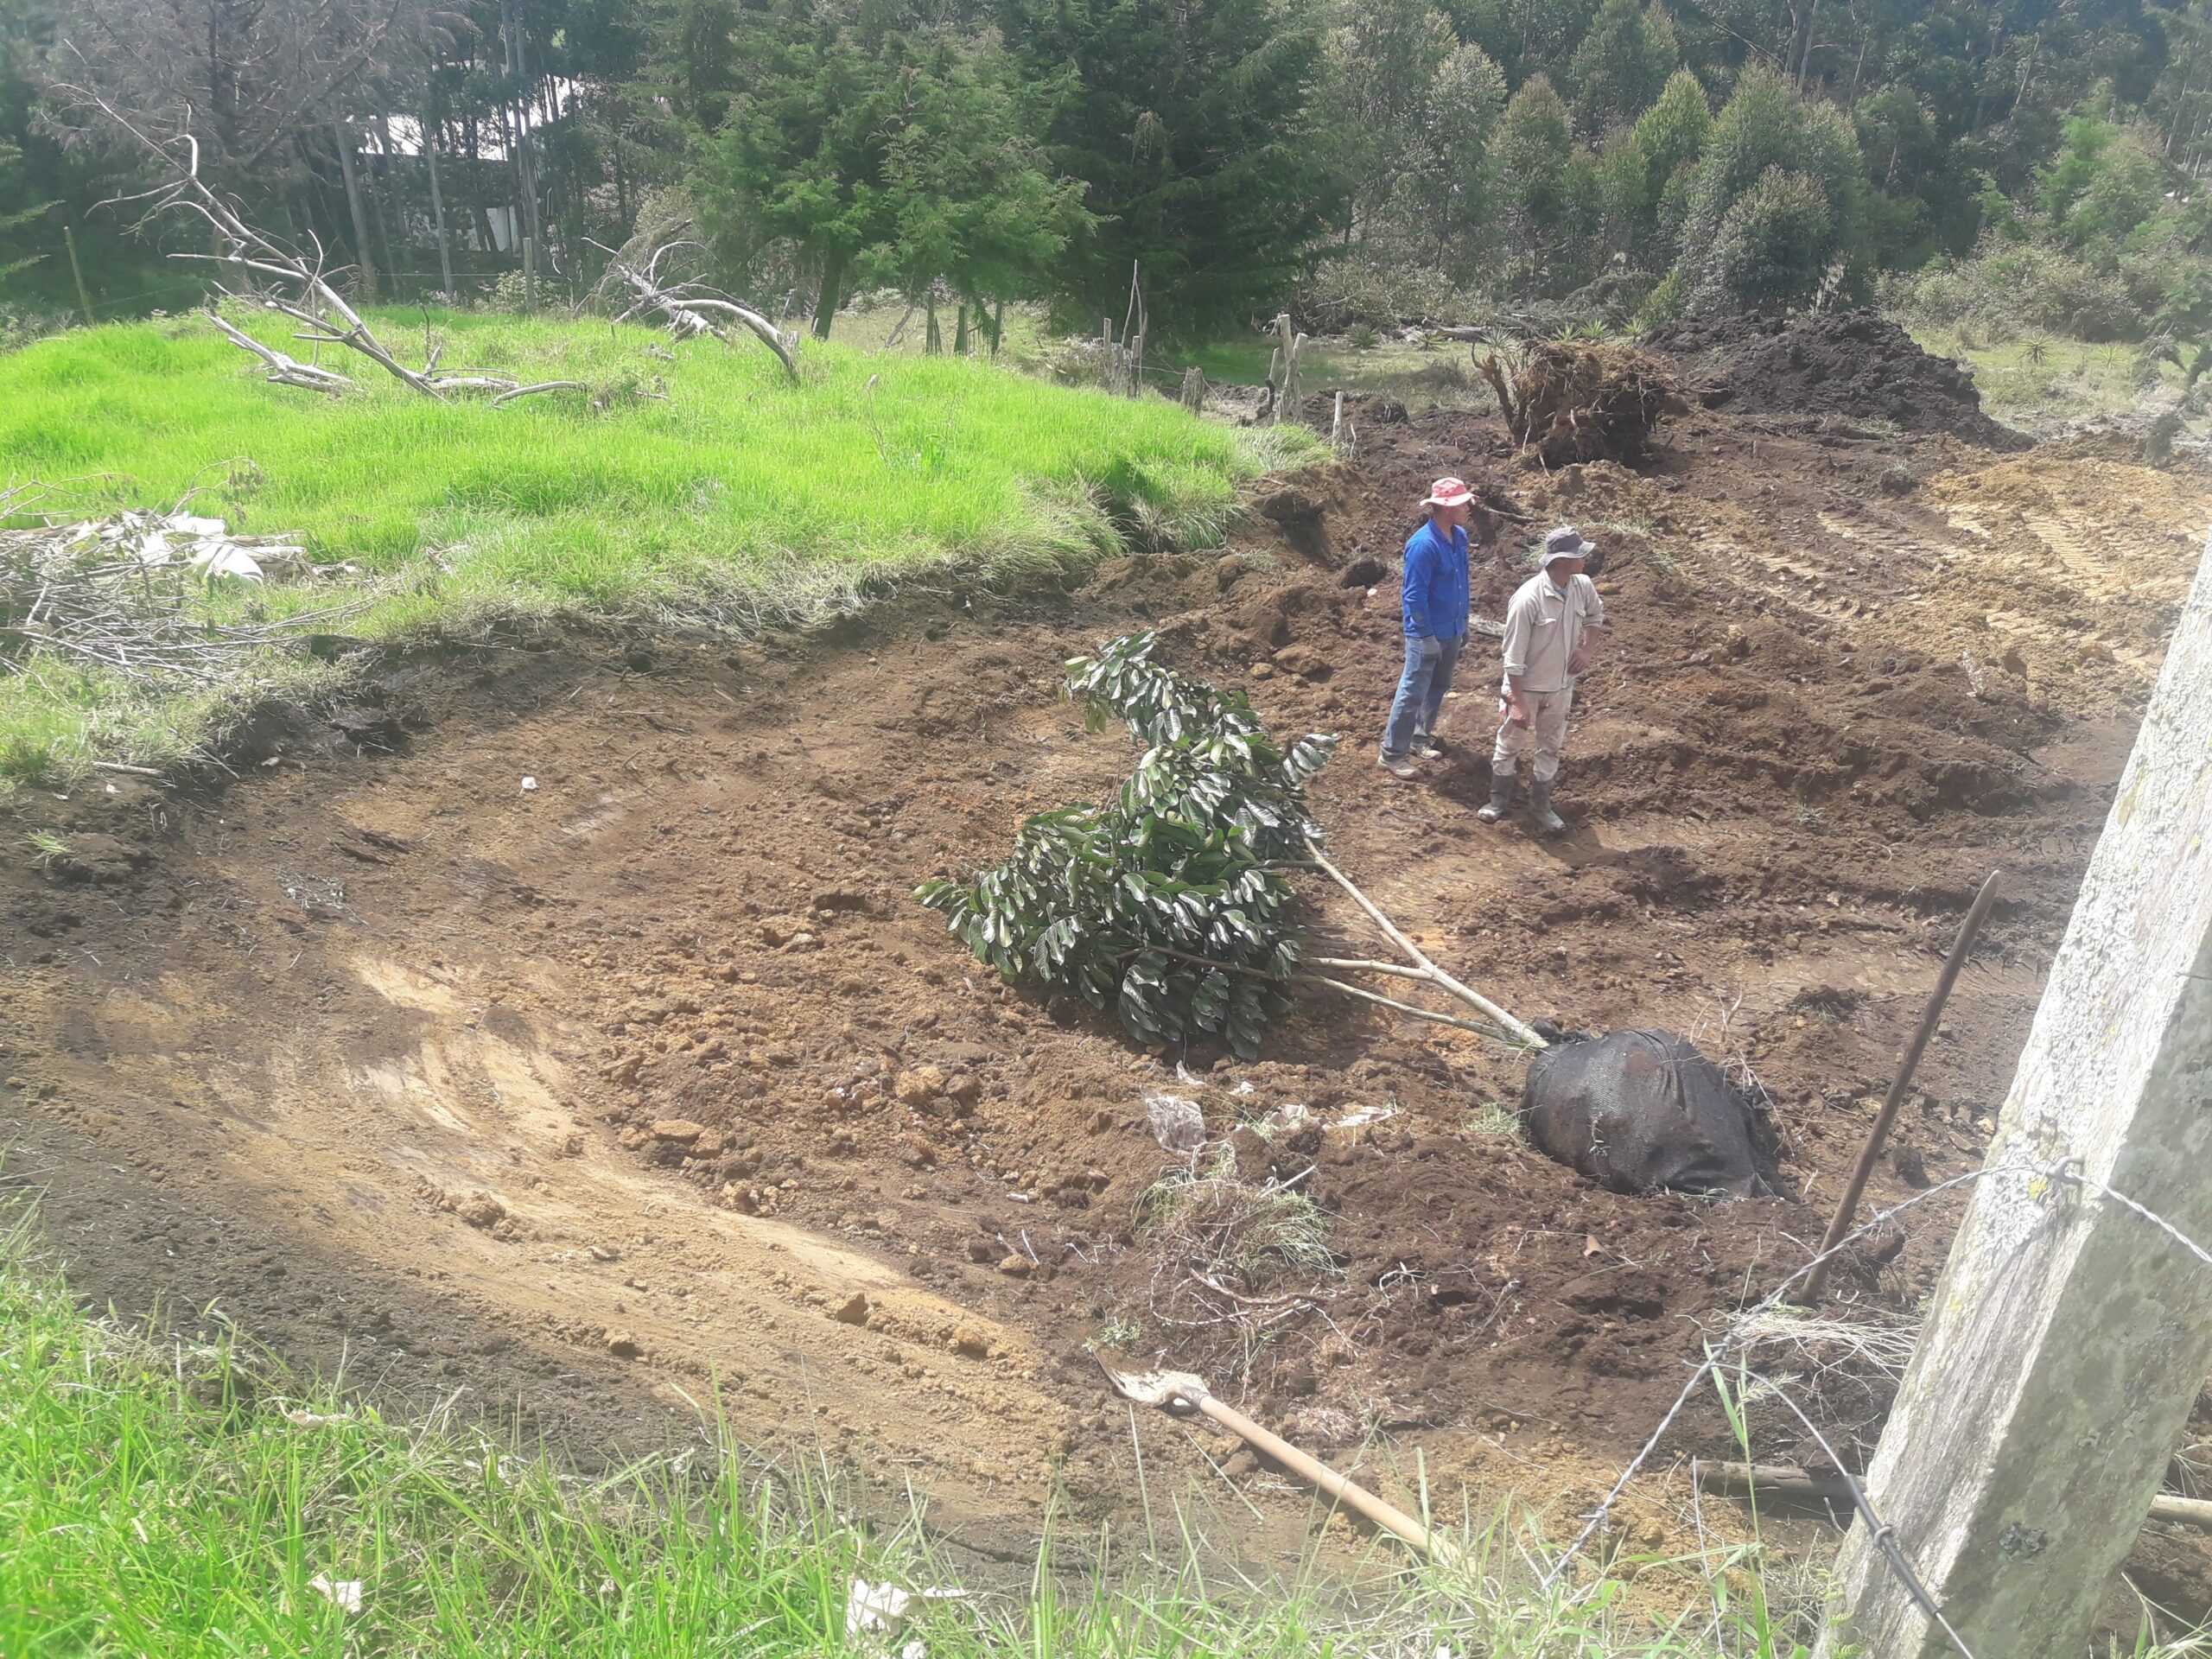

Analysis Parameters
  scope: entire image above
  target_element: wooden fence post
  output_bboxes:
[1815,532,2212,1658]
[1180,365,1205,414]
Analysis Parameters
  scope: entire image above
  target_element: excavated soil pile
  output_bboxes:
[3,388,2205,1596]
[1644,308,2029,448]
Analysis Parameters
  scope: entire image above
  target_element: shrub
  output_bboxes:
[1886,236,2141,341]
[917,633,1335,1057]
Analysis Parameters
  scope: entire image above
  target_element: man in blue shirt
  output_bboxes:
[1378,476,1473,779]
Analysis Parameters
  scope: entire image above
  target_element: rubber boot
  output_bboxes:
[1476,772,1513,823]
[1529,777,1567,835]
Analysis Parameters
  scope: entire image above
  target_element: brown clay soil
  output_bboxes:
[3,389,2209,1592]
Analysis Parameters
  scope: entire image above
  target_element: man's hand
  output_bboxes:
[1506,692,1532,728]
[1567,647,1592,677]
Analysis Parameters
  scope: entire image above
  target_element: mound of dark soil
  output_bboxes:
[1644,309,2029,448]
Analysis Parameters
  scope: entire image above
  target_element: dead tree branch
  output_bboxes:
[61,84,588,408]
[588,230,800,381]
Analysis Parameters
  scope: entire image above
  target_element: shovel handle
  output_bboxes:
[1192,1394,1450,1562]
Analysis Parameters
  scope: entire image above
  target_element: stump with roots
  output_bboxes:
[1478,340,1688,466]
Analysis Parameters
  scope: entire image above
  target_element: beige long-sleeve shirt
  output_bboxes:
[1498,571,1605,695]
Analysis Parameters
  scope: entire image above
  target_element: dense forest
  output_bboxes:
[0,0,2208,349]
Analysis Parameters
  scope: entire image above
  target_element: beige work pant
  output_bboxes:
[1492,685,1573,784]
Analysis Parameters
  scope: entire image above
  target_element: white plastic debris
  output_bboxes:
[1145,1093,1206,1154]
[281,1408,352,1427]
[844,1578,964,1645]
[307,1574,364,1615]
[520,776,538,793]
[188,543,265,582]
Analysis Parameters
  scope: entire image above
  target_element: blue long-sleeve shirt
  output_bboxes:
[1400,519,1470,640]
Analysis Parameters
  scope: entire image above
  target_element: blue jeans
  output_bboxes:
[1381,633,1463,758]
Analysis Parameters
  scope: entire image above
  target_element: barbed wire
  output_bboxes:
[1540,1154,2212,1656]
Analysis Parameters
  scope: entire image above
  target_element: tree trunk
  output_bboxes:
[426,108,455,301]
[953,299,969,356]
[367,112,397,300]
[333,123,379,305]
[925,291,942,355]
[991,296,1005,357]
[813,255,844,340]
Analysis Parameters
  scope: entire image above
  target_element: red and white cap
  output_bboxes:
[1422,476,1472,508]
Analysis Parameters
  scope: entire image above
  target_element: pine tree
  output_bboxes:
[996,0,1340,337]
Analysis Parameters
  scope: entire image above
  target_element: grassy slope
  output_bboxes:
[0,309,1300,782]
[0,1224,1819,1658]
[1906,327,2197,434]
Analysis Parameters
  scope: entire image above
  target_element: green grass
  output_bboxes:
[1910,327,2203,435]
[0,308,1305,784]
[0,1211,1766,1658]
[9,1200,2212,1655]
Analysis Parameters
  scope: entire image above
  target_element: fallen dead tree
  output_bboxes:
[1478,340,1688,466]
[588,226,800,381]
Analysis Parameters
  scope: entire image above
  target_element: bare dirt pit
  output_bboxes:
[3,388,2207,1589]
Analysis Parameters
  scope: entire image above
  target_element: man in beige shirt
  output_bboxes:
[1478,525,1605,834]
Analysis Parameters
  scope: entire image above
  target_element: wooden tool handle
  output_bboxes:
[1194,1395,1449,1561]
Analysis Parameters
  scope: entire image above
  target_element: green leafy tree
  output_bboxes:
[1619,64,1707,257]
[2057,131,2165,259]
[1710,163,1834,308]
[868,33,1088,319]
[1320,0,1460,242]
[918,634,1336,1059]
[995,0,1340,337]
[1669,63,1863,315]
[696,2,901,337]
[1566,0,1677,135]
[1319,0,1504,271]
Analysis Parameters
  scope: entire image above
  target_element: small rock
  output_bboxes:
[1249,662,1276,681]
[997,1255,1033,1279]
[832,1292,870,1326]
[895,1065,945,1107]
[1216,552,1249,590]
[964,1237,996,1263]
[901,1134,937,1169]
[456,1192,505,1229]
[601,1054,643,1084]
[950,1325,991,1358]
[759,914,810,947]
[1339,556,1388,589]
[651,1119,704,1143]
[1271,643,1332,681]
[606,1329,643,1359]
[944,1072,982,1104]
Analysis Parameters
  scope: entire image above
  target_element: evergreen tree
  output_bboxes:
[1492,72,1573,242]
[1566,0,1676,135]
[868,32,1087,318]
[995,0,1338,338]
[1669,62,1862,315]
